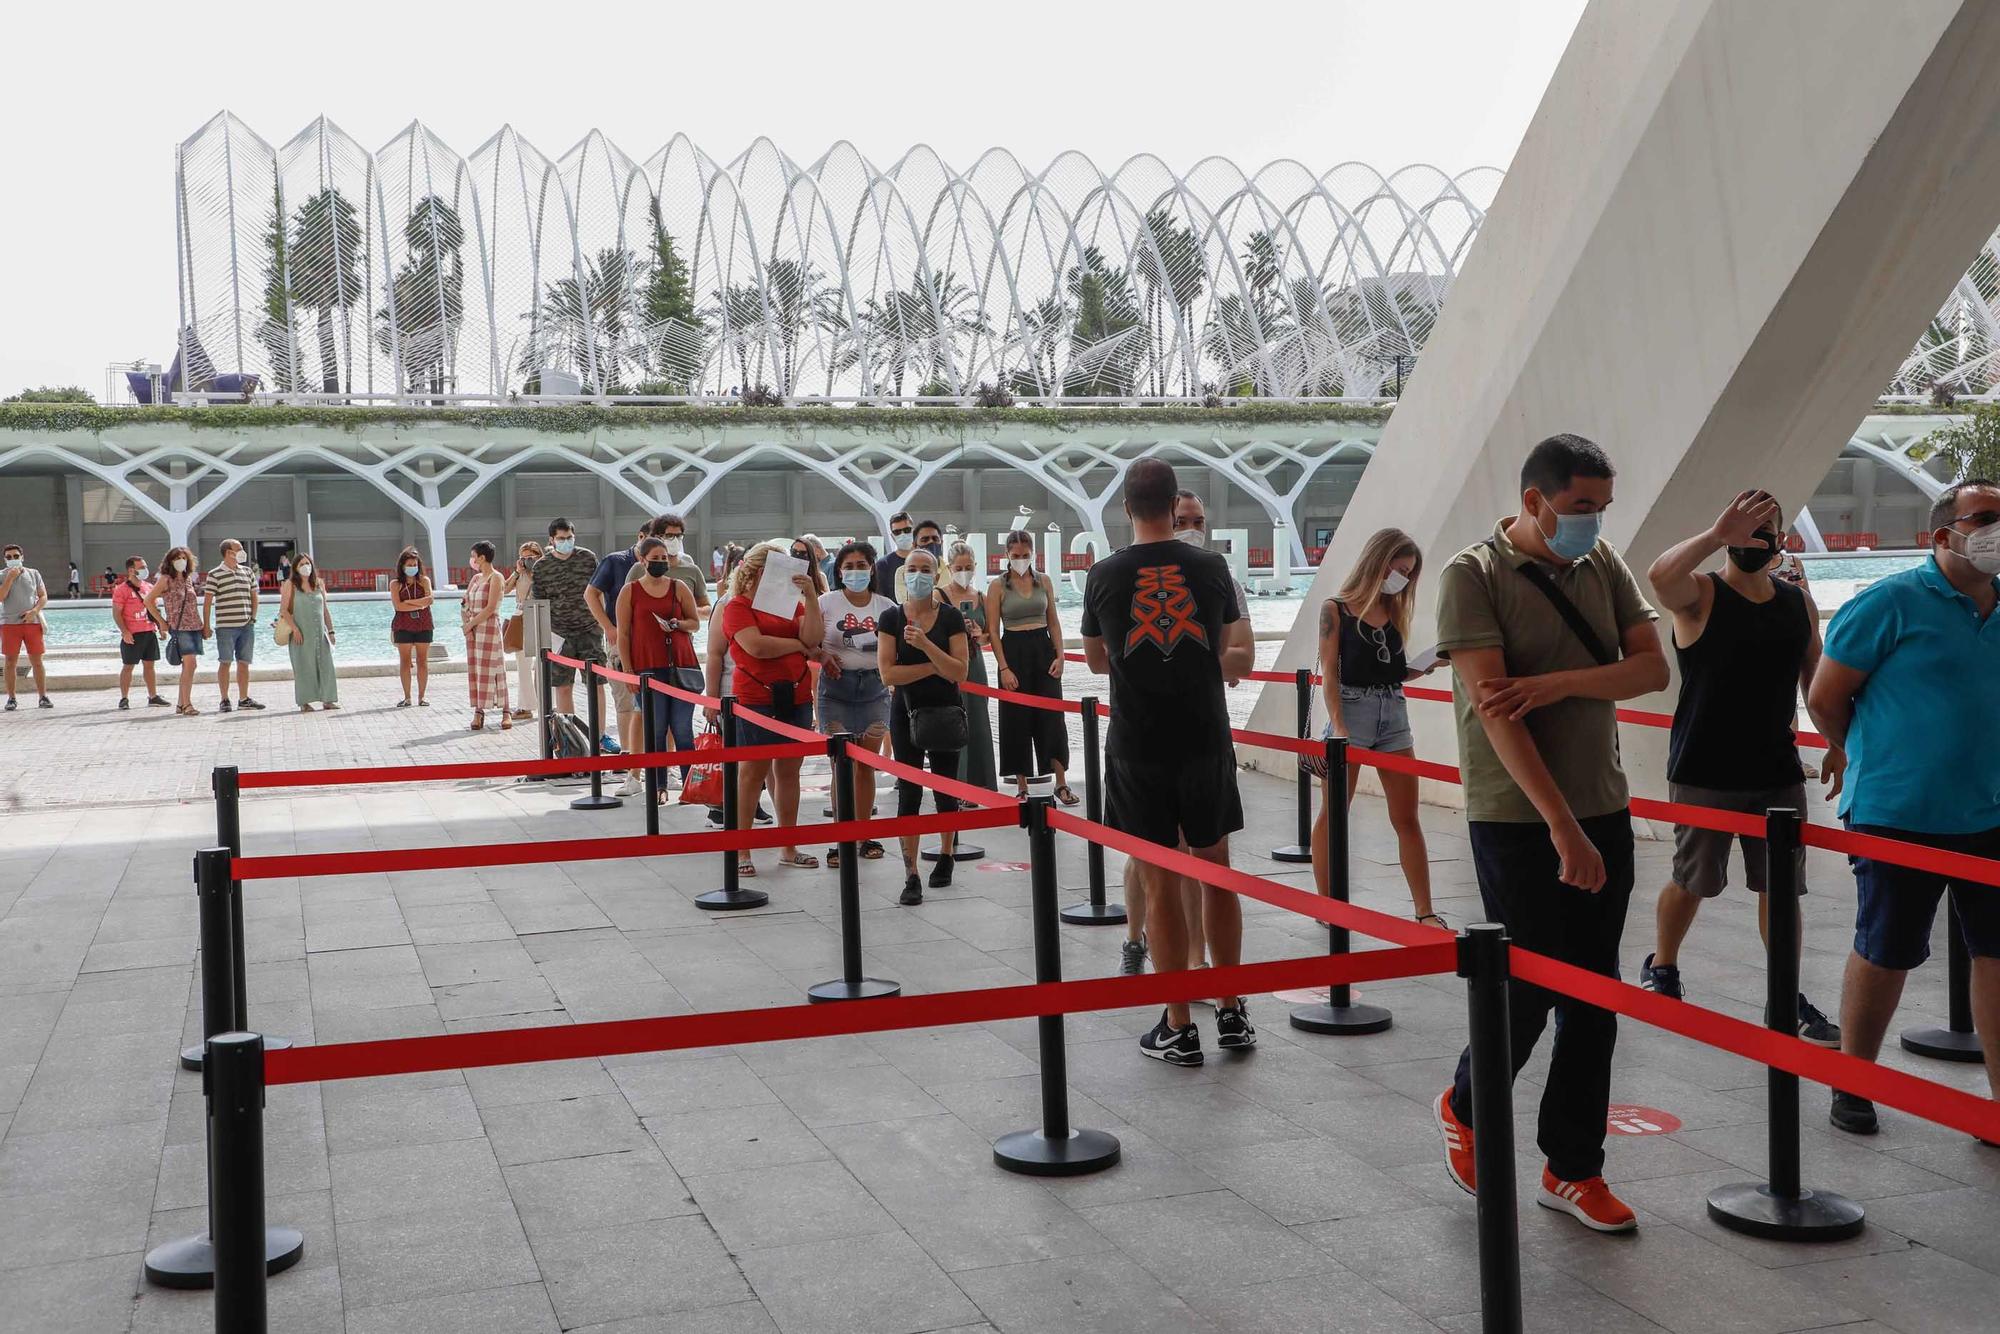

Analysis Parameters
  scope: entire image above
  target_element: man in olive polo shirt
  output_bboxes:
[1430,433,1669,1234]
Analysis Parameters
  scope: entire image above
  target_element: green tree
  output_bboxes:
[288,188,365,394]
[640,199,704,392]
[1062,246,1141,396]
[256,188,300,391]
[3,385,94,403]
[1921,402,2000,482]
[1134,208,1206,395]
[377,196,466,395]
[527,247,643,392]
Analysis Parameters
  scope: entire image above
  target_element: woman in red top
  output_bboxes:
[616,537,701,802]
[389,545,435,708]
[720,542,823,877]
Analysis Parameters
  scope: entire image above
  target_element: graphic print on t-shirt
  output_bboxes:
[832,607,881,653]
[1125,564,1210,657]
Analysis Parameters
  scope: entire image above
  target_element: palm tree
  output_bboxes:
[287,188,364,393]
[525,247,645,392]
[377,196,466,395]
[1005,293,1069,396]
[256,187,299,391]
[1135,208,1206,395]
[1062,246,1141,396]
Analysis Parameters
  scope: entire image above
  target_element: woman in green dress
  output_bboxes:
[938,541,997,790]
[278,554,339,711]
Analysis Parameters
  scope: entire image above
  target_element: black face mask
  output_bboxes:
[646,560,671,578]
[1727,531,1779,573]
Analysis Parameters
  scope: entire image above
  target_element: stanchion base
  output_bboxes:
[1900,1025,1984,1063]
[1706,1182,1865,1241]
[181,1034,292,1073]
[807,977,902,1003]
[1289,999,1393,1036]
[569,793,625,811]
[1059,900,1128,926]
[923,842,982,862]
[993,1126,1122,1177]
[142,1226,306,1289]
[1268,844,1312,864]
[694,887,770,912]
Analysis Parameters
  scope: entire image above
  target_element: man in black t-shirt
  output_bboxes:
[1082,459,1254,1067]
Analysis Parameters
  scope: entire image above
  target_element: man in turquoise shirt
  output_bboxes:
[1809,479,2000,1137]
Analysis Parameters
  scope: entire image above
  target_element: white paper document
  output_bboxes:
[1407,645,1442,674]
[751,551,808,618]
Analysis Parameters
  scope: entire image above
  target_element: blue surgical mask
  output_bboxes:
[552,538,575,556]
[1538,505,1602,562]
[904,572,935,600]
[403,563,419,577]
[840,569,872,593]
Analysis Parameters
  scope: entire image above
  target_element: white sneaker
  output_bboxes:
[616,776,644,797]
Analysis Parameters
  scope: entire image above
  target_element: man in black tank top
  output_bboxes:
[1641,491,1842,1046]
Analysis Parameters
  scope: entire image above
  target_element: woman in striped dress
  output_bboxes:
[461,541,511,730]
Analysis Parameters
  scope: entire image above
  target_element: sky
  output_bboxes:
[0,0,1585,397]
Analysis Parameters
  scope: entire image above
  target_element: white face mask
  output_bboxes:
[297,563,312,578]
[1952,518,2000,575]
[1174,528,1206,548]
[950,568,973,589]
[662,537,683,558]
[135,568,149,581]
[1008,557,1032,576]
[1382,568,1410,597]
[174,558,189,574]
[894,531,914,554]
[3,557,20,569]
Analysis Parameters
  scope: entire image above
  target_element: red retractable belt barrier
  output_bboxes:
[585,660,725,710]
[961,678,1075,713]
[1801,824,2000,889]
[731,702,825,745]
[851,745,1020,812]
[232,807,1014,881]
[264,940,1458,1085]
[237,742,818,791]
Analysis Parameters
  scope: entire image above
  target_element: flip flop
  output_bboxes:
[860,839,885,860]
[1055,785,1081,806]
[777,852,820,870]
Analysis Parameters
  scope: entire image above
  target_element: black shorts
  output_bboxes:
[392,629,434,644]
[1106,747,1244,852]
[120,631,160,665]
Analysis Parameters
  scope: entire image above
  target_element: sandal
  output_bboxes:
[176,704,200,717]
[396,698,412,708]
[859,839,885,860]
[737,859,757,878]
[1055,784,1080,807]
[827,846,841,869]
[471,711,485,731]
[1416,912,1449,929]
[777,852,820,870]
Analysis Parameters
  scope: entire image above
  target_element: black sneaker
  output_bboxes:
[1215,1002,1257,1051]
[147,695,169,707]
[237,697,265,711]
[1639,953,1684,1000]
[1830,1090,1878,1135]
[927,855,954,889]
[3,697,14,711]
[218,698,233,713]
[1119,937,1148,976]
[754,802,773,826]
[37,696,52,709]
[1139,1010,1202,1066]
[1797,995,1840,1048]
[117,697,130,711]
[899,875,923,906]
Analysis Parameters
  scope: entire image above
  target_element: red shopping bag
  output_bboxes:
[679,729,726,806]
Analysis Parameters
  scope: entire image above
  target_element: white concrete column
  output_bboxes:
[1253,0,2000,808]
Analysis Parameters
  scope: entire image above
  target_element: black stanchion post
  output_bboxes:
[696,696,770,911]
[1270,667,1314,862]
[1458,924,1522,1334]
[1708,810,1864,1240]
[995,785,1121,1176]
[1901,902,1984,1061]
[1291,737,1392,1035]
[809,735,900,1002]
[570,667,623,810]
[145,853,306,1292]
[639,671,662,837]
[1060,695,1124,925]
[184,768,290,1071]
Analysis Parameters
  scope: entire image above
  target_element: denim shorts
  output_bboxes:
[1850,823,2000,970]
[168,628,205,660]
[736,687,815,750]
[214,623,255,664]
[1325,684,1413,752]
[817,668,889,737]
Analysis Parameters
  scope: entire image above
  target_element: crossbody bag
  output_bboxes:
[1481,538,1617,667]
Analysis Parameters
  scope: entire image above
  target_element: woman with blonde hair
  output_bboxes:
[719,540,823,876]
[1315,527,1439,925]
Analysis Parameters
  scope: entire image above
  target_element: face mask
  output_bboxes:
[1008,557,1032,576]
[403,563,420,577]
[950,569,973,589]
[840,569,872,593]
[1535,502,1601,562]
[552,538,575,556]
[920,540,942,558]
[893,531,914,553]
[135,568,149,581]
[1950,518,2000,575]
[299,562,313,576]
[646,560,671,578]
[904,572,935,600]
[661,537,683,557]
[174,559,189,574]
[1382,568,1410,596]
[1175,529,1206,548]
[3,557,20,569]
[1727,532,1778,574]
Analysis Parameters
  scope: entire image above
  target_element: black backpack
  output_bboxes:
[544,713,593,775]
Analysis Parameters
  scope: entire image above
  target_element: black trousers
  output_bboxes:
[889,705,960,819]
[996,627,1069,778]
[1449,809,1635,1183]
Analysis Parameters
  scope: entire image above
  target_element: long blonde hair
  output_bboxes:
[1333,528,1422,639]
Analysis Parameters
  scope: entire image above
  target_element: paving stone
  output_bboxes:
[322,1080,485,1155]
[1079,1189,1337,1295]
[534,1215,752,1328]
[342,1281,561,1334]
[337,1198,540,1309]
[1191,1137,1429,1225]
[763,1063,944,1129]
[736,1231,980,1334]
[952,1252,1214,1333]
[332,1136,510,1223]
[504,1148,697,1235]
[644,1102,833,1176]
[686,1158,898,1252]
[610,1053,780,1117]
[481,1092,654,1166]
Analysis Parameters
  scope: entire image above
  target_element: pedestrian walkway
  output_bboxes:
[1,727,1996,1331]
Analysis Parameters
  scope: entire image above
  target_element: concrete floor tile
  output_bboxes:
[1078,1189,1338,1295]
[736,1231,980,1334]
[1192,1137,1429,1225]
[464,1056,618,1110]
[1179,1266,1443,1333]
[481,1092,653,1166]
[332,1136,510,1223]
[534,1215,751,1328]
[763,1064,944,1129]
[504,1148,696,1236]
[952,1252,1214,1333]
[686,1158,898,1252]
[323,1081,484,1155]
[610,1053,780,1117]
[342,1281,561,1334]
[644,1102,833,1177]
[337,1199,539,1309]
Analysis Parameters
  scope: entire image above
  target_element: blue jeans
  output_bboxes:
[638,671,696,780]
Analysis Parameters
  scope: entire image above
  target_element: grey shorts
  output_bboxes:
[1669,781,1809,898]
[1325,685,1413,752]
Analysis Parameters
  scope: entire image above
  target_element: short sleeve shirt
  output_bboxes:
[203,563,257,628]
[1822,558,2000,834]
[530,547,601,636]
[719,595,809,707]
[1080,540,1240,763]
[818,590,895,670]
[622,553,709,606]
[879,603,966,712]
[0,567,45,624]
[112,579,154,633]
[1434,521,1657,823]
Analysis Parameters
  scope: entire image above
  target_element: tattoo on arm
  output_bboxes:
[1318,599,1336,638]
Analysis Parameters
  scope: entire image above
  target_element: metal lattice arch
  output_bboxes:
[174,113,1500,402]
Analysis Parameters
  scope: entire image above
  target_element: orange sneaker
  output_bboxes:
[1537,1167,1636,1232]
[1434,1089,1476,1195]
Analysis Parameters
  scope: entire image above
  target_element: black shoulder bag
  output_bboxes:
[1483,538,1617,667]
